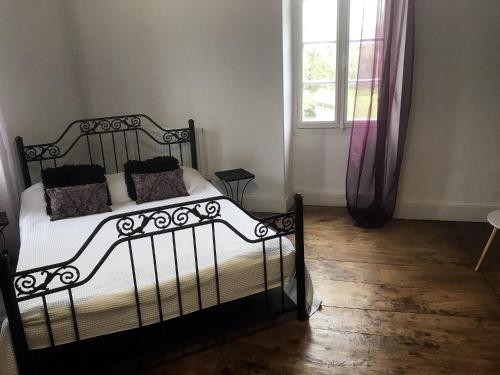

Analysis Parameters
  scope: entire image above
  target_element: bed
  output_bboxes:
[0,114,314,375]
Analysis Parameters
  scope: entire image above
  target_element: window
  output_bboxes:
[296,0,382,128]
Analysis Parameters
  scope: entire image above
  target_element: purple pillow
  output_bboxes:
[124,156,180,200]
[46,183,111,221]
[132,169,189,204]
[41,164,110,215]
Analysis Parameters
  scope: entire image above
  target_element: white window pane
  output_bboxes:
[303,0,337,42]
[303,83,335,121]
[349,0,381,41]
[348,41,382,81]
[346,82,379,122]
[303,43,336,82]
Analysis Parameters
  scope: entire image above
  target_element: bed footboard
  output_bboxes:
[0,194,306,374]
[0,252,31,374]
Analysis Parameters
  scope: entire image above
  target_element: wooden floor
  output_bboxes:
[2,208,499,373]
[105,208,500,373]
[119,207,500,374]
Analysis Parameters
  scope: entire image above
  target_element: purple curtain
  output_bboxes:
[0,107,19,251]
[346,0,415,228]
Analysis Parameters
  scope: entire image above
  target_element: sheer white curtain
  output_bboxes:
[0,107,19,252]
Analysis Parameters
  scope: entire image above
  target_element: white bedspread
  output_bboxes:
[0,168,320,375]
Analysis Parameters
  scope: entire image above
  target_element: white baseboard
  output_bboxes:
[250,190,340,213]
[394,201,498,222]
[211,183,499,221]
[244,194,289,213]
[207,178,289,213]
[296,189,498,222]
[298,189,346,207]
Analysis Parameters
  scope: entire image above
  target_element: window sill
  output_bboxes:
[296,121,352,130]
[296,119,377,130]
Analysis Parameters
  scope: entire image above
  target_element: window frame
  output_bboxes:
[294,0,380,129]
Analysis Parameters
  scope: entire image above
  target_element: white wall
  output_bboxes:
[66,0,288,212]
[0,0,84,250]
[282,0,294,208]
[1,0,498,221]
[0,0,290,212]
[0,0,84,145]
[292,0,500,221]
[396,0,500,221]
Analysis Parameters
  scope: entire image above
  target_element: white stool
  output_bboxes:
[475,210,500,271]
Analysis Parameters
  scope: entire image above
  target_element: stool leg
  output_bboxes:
[475,227,498,271]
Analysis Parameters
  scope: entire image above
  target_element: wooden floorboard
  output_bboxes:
[314,279,500,319]
[116,207,500,374]
[307,258,492,290]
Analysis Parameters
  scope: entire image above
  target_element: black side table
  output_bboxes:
[214,168,255,206]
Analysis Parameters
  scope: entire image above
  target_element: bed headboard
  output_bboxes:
[15,114,198,189]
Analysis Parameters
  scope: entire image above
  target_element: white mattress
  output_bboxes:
[0,167,319,375]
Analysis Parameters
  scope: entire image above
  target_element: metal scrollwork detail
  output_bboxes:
[172,201,221,226]
[117,201,221,237]
[15,265,80,297]
[79,116,142,135]
[279,215,296,232]
[24,144,61,162]
[162,129,191,143]
[79,121,92,133]
[116,216,137,236]
[254,214,296,238]
[117,211,172,237]
[55,266,80,285]
[97,120,112,131]
[254,222,270,238]
[151,210,172,229]
[14,274,37,296]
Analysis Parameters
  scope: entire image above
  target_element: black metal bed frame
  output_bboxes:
[0,114,306,374]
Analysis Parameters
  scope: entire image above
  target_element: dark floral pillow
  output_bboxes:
[132,169,189,204]
[124,156,180,200]
[46,183,111,221]
[42,164,110,215]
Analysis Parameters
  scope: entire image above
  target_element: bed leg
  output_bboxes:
[0,251,32,374]
[294,194,307,321]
